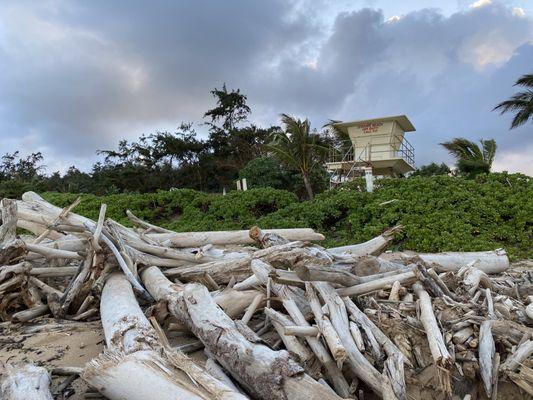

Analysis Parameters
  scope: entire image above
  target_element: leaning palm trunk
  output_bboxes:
[302,171,314,199]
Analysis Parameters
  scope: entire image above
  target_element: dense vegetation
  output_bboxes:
[0,85,334,199]
[42,173,532,260]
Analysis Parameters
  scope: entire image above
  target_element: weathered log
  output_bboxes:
[459,263,492,295]
[415,249,509,273]
[306,283,347,367]
[241,293,264,325]
[251,259,310,315]
[148,228,325,247]
[343,297,410,364]
[30,266,78,278]
[25,242,84,260]
[479,320,495,398]
[270,283,352,398]
[32,197,81,244]
[91,203,106,250]
[327,226,401,257]
[165,257,252,285]
[0,363,53,400]
[0,201,25,265]
[0,262,31,281]
[500,339,533,372]
[412,282,452,394]
[126,209,175,234]
[337,269,416,297]
[84,273,246,400]
[107,218,212,264]
[0,199,18,243]
[295,263,361,286]
[507,365,533,396]
[249,226,290,248]
[11,304,50,323]
[141,266,342,400]
[349,321,366,352]
[263,308,318,376]
[57,251,97,317]
[284,325,320,337]
[313,281,389,397]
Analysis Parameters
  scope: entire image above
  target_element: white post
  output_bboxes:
[236,180,242,191]
[223,187,226,196]
[364,167,374,193]
[242,178,248,191]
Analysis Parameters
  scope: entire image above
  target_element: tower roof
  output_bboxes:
[332,115,415,133]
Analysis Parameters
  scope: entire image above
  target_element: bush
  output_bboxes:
[40,173,531,260]
[239,157,290,189]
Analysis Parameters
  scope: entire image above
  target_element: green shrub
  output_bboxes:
[39,173,531,260]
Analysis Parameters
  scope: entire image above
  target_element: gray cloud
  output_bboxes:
[0,0,531,173]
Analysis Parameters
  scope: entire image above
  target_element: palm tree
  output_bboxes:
[267,114,326,199]
[440,138,497,177]
[494,74,533,129]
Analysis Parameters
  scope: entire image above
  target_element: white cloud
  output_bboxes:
[492,145,533,175]
[512,7,526,17]
[0,1,532,174]
[470,0,492,9]
[386,15,401,23]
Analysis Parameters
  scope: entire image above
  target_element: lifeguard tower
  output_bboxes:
[326,115,415,187]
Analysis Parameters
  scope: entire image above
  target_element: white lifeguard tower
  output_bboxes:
[326,115,416,187]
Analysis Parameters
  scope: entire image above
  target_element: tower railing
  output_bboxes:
[327,134,415,167]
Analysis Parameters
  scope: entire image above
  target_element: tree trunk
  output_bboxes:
[302,171,314,200]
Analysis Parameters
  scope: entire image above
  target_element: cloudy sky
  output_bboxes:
[0,0,532,174]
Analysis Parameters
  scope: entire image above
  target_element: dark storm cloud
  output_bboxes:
[0,0,531,172]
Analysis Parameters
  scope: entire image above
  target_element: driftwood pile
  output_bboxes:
[0,191,532,400]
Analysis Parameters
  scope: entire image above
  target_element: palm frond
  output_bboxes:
[515,74,533,88]
[480,139,497,167]
[494,74,533,129]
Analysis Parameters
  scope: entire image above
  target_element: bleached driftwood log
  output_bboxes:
[164,257,252,285]
[141,266,342,400]
[147,228,325,247]
[337,268,416,297]
[0,199,25,265]
[479,320,495,398]
[412,282,452,394]
[327,226,401,257]
[305,283,347,367]
[459,263,492,295]
[284,325,320,337]
[83,273,246,400]
[0,363,53,400]
[249,226,290,248]
[500,340,533,372]
[313,281,392,398]
[126,209,175,234]
[294,263,360,286]
[268,283,352,398]
[263,307,318,376]
[343,297,410,365]
[413,249,509,274]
